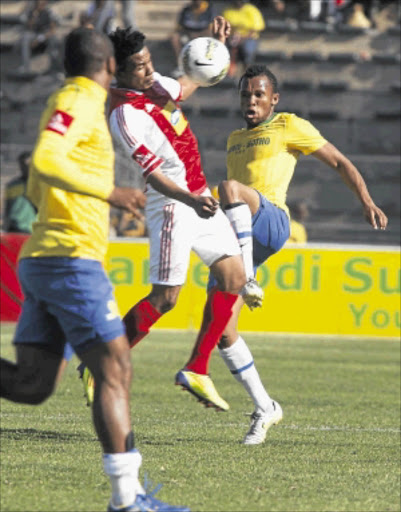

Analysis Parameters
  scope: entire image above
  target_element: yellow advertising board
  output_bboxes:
[105,240,400,339]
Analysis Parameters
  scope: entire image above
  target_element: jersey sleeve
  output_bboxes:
[285,114,327,155]
[109,103,165,180]
[152,72,182,102]
[32,91,113,200]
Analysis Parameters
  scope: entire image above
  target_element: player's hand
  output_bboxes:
[107,187,146,221]
[363,202,388,230]
[191,195,219,218]
[212,16,231,43]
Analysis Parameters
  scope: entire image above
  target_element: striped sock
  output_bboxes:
[219,336,273,415]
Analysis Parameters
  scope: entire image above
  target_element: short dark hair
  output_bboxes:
[64,27,114,77]
[239,65,279,93]
[109,27,146,72]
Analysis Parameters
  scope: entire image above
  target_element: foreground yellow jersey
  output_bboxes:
[226,113,327,216]
[20,76,114,262]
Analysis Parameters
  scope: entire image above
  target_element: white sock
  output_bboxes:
[219,336,273,415]
[103,449,143,508]
[225,203,254,280]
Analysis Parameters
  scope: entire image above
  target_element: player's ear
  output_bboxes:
[272,92,280,106]
[107,55,116,76]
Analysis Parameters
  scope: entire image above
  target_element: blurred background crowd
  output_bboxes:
[1,0,400,245]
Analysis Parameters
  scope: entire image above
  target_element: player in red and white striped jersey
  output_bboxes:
[106,18,246,412]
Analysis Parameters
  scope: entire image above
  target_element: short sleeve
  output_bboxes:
[286,114,327,155]
[109,104,164,180]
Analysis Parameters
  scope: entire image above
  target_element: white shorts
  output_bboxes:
[146,193,241,286]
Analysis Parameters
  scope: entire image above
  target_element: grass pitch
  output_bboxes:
[1,323,400,512]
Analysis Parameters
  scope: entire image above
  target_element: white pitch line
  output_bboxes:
[280,424,401,434]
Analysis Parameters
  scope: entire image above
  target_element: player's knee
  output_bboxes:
[149,287,180,314]
[20,382,54,404]
[218,179,238,200]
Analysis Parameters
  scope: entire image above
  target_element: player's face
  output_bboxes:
[117,46,155,91]
[239,75,279,128]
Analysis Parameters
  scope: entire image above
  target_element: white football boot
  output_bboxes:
[243,401,283,445]
[241,278,264,310]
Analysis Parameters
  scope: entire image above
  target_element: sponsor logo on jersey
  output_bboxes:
[132,144,154,168]
[171,109,180,126]
[45,110,74,135]
[247,137,270,147]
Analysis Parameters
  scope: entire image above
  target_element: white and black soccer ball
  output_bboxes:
[179,37,230,87]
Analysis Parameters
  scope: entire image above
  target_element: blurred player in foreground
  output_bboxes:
[205,64,388,444]
[79,17,256,414]
[0,27,189,512]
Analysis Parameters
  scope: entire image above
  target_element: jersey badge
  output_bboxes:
[45,110,74,135]
[132,144,154,168]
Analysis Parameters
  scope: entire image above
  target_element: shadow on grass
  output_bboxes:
[0,427,95,442]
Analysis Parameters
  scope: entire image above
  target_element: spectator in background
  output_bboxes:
[170,0,216,76]
[3,152,36,234]
[79,0,116,34]
[115,0,137,29]
[17,0,60,75]
[288,201,309,244]
[115,211,147,238]
[222,0,265,78]
[347,2,373,27]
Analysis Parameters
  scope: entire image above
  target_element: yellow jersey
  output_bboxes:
[226,112,327,217]
[223,3,265,38]
[20,76,114,263]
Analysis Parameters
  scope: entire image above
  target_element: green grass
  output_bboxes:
[1,323,400,512]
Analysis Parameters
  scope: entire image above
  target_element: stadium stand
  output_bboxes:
[1,0,400,245]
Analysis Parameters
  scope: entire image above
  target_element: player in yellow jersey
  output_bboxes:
[0,27,189,512]
[205,64,388,445]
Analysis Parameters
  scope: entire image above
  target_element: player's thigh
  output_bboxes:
[18,257,125,357]
[193,208,241,268]
[45,259,125,356]
[146,201,193,286]
[14,258,67,356]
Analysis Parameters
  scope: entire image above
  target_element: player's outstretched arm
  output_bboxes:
[312,142,388,230]
[107,187,146,220]
[147,169,219,218]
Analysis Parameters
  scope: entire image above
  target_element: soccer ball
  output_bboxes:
[179,37,230,87]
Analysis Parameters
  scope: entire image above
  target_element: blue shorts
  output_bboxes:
[208,193,290,289]
[14,257,125,356]
[252,192,290,269]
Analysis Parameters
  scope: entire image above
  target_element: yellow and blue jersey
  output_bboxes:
[226,112,327,217]
[20,76,114,263]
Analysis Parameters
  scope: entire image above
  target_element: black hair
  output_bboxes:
[108,27,146,72]
[239,65,279,93]
[64,27,114,77]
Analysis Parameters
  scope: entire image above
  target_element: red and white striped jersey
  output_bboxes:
[109,72,208,207]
